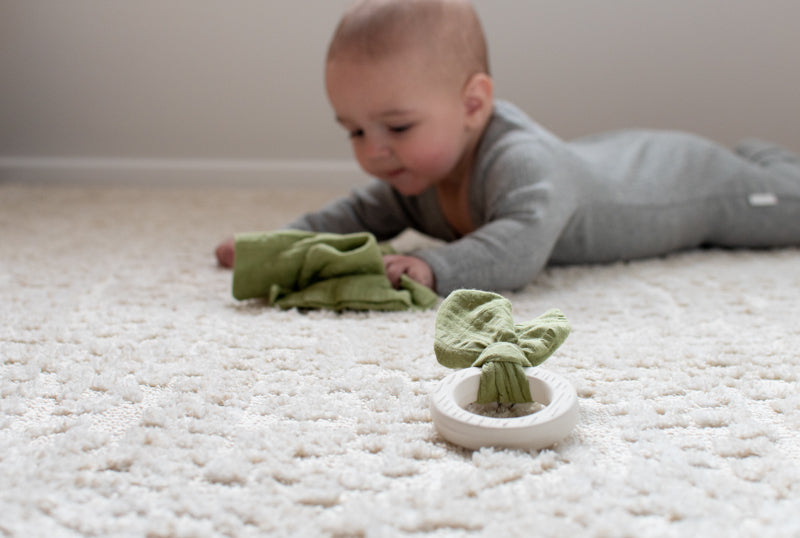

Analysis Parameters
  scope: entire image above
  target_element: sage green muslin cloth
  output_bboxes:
[231,230,437,311]
[434,290,571,404]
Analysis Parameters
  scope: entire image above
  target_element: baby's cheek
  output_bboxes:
[412,145,461,176]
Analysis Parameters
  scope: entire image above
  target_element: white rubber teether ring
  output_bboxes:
[430,367,578,450]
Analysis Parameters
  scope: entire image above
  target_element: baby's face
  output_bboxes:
[326,50,472,196]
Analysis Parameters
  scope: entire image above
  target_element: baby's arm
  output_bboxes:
[415,145,578,295]
[215,182,414,270]
[288,181,411,240]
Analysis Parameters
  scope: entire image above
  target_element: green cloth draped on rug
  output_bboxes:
[434,290,571,404]
[231,230,438,311]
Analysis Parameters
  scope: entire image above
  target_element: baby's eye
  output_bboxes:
[388,124,413,134]
[348,129,364,139]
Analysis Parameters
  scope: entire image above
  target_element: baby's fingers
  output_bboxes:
[382,255,406,288]
[215,236,236,268]
[382,254,435,290]
[405,263,435,290]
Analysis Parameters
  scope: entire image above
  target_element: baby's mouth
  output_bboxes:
[385,167,406,178]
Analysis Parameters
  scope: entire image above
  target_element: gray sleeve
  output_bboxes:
[287,181,413,241]
[415,144,579,295]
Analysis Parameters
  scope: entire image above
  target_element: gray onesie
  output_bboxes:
[289,101,800,295]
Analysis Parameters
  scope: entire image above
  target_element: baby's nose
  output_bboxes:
[364,137,392,159]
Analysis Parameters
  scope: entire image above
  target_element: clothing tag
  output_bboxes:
[748,192,778,207]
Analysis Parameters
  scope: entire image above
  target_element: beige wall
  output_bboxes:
[1,0,798,185]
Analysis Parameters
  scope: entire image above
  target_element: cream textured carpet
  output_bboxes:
[2,182,799,537]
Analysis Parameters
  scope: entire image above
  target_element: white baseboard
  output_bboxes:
[0,156,371,189]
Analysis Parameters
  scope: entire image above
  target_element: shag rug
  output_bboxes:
[1,182,799,538]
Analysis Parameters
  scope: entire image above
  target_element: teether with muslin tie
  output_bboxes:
[430,290,578,450]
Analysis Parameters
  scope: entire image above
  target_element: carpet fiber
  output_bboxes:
[2,183,799,537]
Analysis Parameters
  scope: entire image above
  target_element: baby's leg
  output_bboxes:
[708,140,800,248]
[735,139,800,169]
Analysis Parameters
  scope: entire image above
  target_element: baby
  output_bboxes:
[217,0,800,296]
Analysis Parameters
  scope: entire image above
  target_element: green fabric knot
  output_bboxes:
[472,342,534,403]
[434,290,571,404]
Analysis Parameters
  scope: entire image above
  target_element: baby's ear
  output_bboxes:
[462,73,493,125]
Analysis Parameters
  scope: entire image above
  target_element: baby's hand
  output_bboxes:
[215,236,235,268]
[383,254,435,291]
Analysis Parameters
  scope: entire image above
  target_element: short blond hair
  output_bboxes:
[327,0,489,87]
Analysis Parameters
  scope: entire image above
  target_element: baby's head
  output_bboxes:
[327,0,489,91]
[325,0,493,195]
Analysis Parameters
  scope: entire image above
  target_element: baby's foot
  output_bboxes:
[215,236,235,268]
[735,139,800,166]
